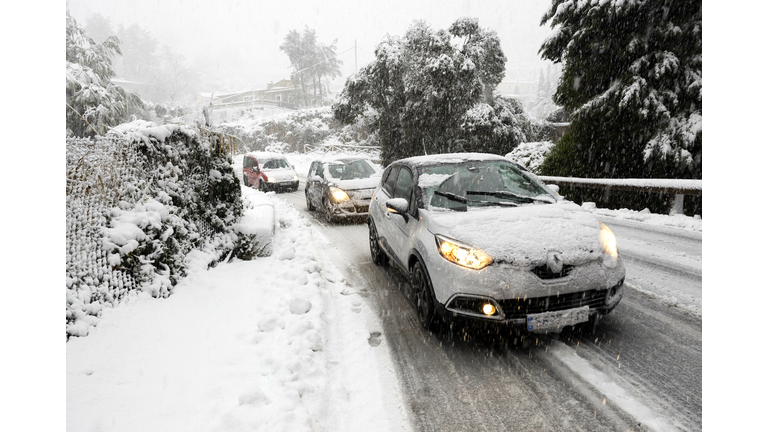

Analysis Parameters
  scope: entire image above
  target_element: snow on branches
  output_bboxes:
[539,0,701,179]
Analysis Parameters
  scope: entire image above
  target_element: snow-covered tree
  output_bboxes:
[280,27,342,106]
[334,18,535,165]
[538,0,701,179]
[66,11,143,137]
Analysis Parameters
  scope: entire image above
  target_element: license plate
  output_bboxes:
[526,306,589,333]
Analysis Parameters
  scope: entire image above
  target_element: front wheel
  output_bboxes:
[369,221,386,265]
[306,193,315,211]
[411,260,438,331]
[243,175,250,186]
[323,197,335,223]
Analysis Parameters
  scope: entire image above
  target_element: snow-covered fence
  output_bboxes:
[538,176,702,215]
[303,143,381,161]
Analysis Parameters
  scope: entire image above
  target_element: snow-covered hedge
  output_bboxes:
[218,107,374,153]
[505,141,555,173]
[66,122,246,338]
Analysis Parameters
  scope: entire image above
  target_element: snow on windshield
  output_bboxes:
[325,159,377,180]
[261,158,291,170]
[418,160,555,210]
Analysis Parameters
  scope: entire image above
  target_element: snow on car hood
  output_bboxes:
[263,168,297,181]
[427,201,604,267]
[330,176,380,191]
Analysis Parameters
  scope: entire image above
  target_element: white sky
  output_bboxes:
[66,0,557,91]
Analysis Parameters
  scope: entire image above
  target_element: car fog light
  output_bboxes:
[482,303,496,316]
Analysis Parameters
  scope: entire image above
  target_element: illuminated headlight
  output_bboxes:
[482,303,496,316]
[435,235,492,270]
[330,187,349,202]
[293,174,299,181]
[267,176,275,183]
[600,222,619,268]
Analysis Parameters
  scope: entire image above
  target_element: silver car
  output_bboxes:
[368,153,625,334]
[305,157,381,223]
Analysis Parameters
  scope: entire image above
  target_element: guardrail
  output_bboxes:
[538,175,702,215]
[198,127,247,159]
[304,143,381,160]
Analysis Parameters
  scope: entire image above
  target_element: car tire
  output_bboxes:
[323,197,335,223]
[258,179,264,192]
[243,175,249,186]
[306,193,315,211]
[411,260,438,332]
[369,221,386,266]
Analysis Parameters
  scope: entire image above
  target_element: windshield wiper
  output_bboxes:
[434,190,467,203]
[466,190,554,204]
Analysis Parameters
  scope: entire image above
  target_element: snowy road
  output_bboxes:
[276,183,702,432]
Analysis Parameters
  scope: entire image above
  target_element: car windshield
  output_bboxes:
[261,158,291,170]
[326,159,376,180]
[418,160,556,211]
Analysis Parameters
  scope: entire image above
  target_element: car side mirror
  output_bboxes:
[386,198,410,221]
[547,184,560,194]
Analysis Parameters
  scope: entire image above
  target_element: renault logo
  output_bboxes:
[546,251,564,273]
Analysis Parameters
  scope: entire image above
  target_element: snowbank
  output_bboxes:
[67,184,410,432]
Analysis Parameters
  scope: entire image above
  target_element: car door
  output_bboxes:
[386,166,417,268]
[372,165,399,255]
[309,162,325,208]
[305,162,316,198]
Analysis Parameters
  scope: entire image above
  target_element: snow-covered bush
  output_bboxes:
[66,123,245,338]
[219,107,376,152]
[505,141,555,174]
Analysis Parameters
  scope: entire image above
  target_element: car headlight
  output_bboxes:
[600,222,619,268]
[330,187,349,201]
[435,235,492,270]
[267,176,275,183]
[293,174,299,181]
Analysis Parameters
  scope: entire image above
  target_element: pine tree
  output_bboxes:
[280,27,342,106]
[66,11,143,137]
[538,0,701,180]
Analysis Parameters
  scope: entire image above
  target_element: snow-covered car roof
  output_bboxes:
[246,151,288,161]
[398,152,510,168]
[313,155,373,164]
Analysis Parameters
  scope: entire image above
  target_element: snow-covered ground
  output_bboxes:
[66,186,410,432]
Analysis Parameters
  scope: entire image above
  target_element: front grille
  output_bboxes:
[498,289,606,319]
[531,263,574,280]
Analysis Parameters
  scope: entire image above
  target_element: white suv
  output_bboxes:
[367,153,625,334]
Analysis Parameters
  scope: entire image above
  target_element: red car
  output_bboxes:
[242,152,299,192]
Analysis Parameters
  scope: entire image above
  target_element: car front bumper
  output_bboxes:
[329,199,372,218]
[263,180,299,191]
[424,254,625,328]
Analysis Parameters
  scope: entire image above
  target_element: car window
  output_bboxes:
[244,158,251,170]
[325,159,376,180]
[314,162,324,179]
[382,166,399,197]
[261,158,290,170]
[394,167,413,202]
[419,160,555,210]
[307,162,315,177]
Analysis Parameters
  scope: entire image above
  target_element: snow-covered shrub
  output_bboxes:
[505,141,555,174]
[219,107,377,153]
[66,123,245,338]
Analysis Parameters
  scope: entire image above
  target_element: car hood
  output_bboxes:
[263,168,297,181]
[330,176,380,191]
[426,201,604,267]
